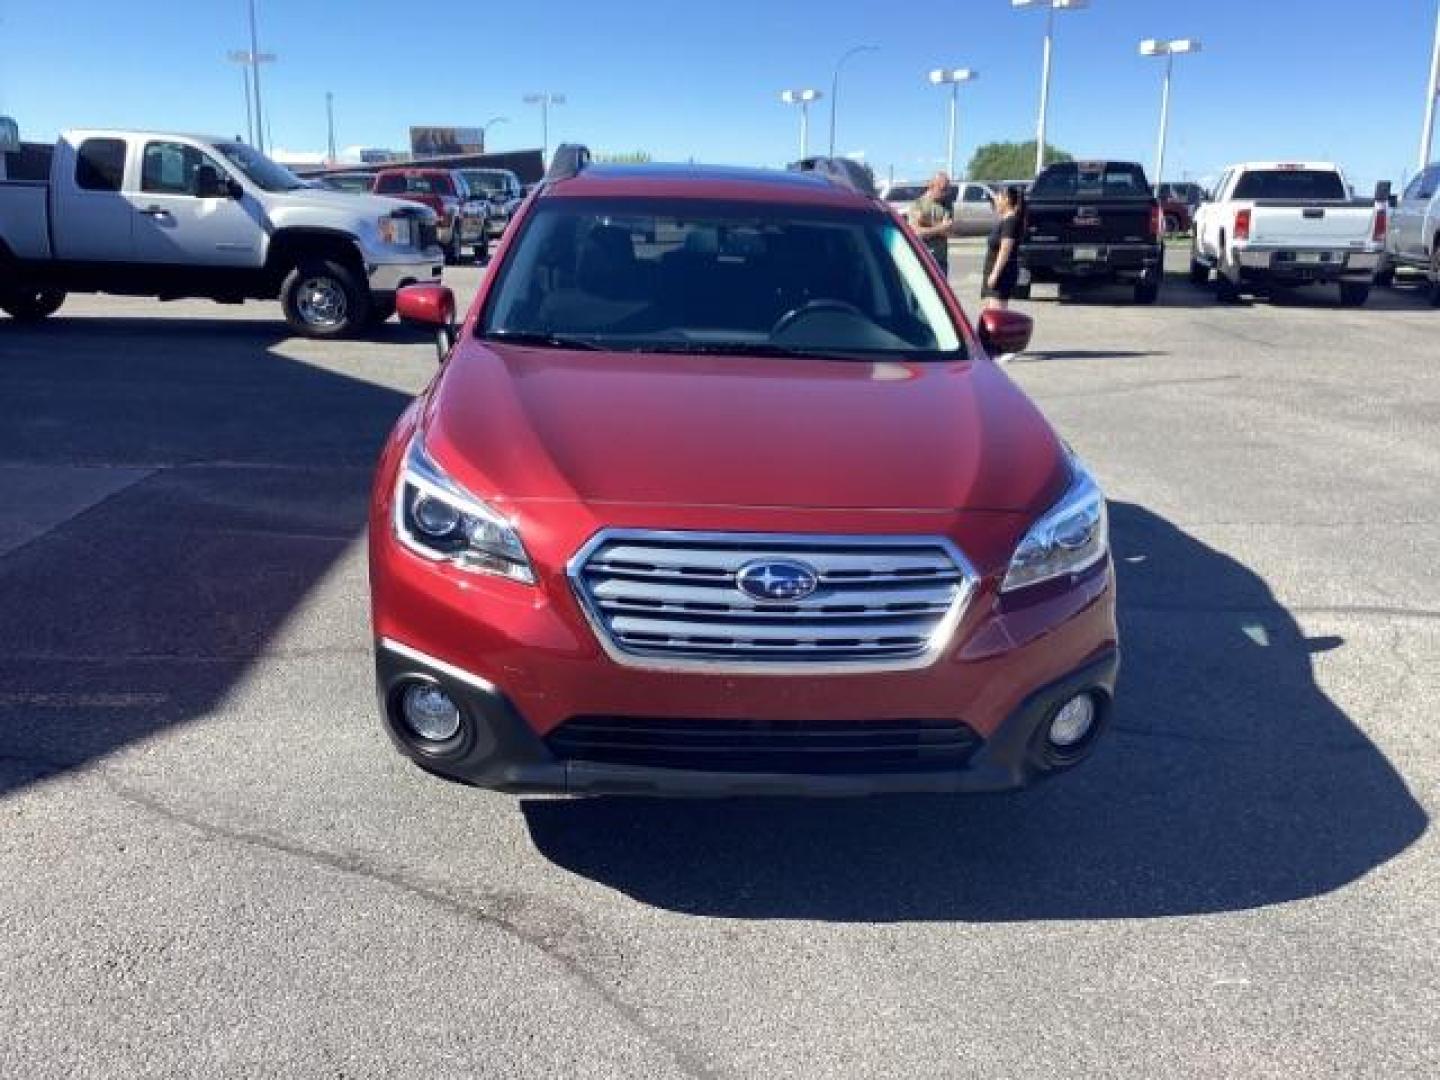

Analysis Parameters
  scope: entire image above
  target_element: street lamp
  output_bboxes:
[780,89,823,159]
[927,68,978,180]
[523,93,566,166]
[829,45,879,157]
[1012,0,1089,176]
[226,47,274,147]
[481,115,509,152]
[1421,1,1440,169]
[1140,38,1201,191]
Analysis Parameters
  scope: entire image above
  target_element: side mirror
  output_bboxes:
[977,309,1033,357]
[194,164,227,199]
[396,284,458,361]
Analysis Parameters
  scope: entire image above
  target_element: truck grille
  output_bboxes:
[568,531,976,671]
[547,716,982,774]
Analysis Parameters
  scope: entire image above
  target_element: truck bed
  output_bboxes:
[1244,199,1377,248]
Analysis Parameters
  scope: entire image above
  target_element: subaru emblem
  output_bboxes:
[736,560,819,603]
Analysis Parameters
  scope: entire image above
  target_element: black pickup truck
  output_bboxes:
[1018,160,1164,304]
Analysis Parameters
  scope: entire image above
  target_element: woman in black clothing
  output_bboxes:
[982,186,1026,310]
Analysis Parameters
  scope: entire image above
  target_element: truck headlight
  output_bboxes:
[378,215,413,247]
[394,436,535,584]
[1001,456,1108,593]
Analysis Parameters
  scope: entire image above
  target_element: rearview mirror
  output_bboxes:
[977,309,1033,357]
[396,284,458,361]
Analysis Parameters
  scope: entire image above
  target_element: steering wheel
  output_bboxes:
[770,299,867,338]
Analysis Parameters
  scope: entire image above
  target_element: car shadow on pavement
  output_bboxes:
[0,316,420,796]
[523,502,1428,921]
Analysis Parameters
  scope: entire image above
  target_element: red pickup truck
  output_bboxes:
[369,149,1118,797]
[371,167,488,265]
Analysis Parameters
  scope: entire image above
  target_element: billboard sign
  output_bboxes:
[409,126,484,157]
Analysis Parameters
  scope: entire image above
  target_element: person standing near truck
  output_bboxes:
[910,172,955,277]
[983,185,1026,310]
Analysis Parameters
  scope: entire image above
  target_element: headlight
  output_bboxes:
[394,436,535,584]
[378,215,413,247]
[1001,456,1108,593]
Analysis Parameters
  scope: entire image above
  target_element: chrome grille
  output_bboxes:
[568,531,976,671]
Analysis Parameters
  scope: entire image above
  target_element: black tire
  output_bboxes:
[1,286,66,322]
[1430,248,1440,308]
[444,230,464,266]
[1164,214,1181,236]
[1134,277,1160,305]
[279,258,370,339]
[1188,255,1210,285]
[1374,259,1395,289]
[1011,282,1031,301]
[1215,243,1242,303]
[1338,283,1370,308]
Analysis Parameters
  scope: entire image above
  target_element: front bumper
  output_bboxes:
[1021,242,1162,282]
[1233,246,1379,283]
[366,251,444,295]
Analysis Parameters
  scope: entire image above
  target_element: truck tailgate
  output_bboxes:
[1025,199,1155,246]
[1249,202,1375,247]
[0,183,52,260]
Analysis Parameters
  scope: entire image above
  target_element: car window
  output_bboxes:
[1231,169,1347,201]
[1031,162,1151,200]
[1416,167,1440,201]
[211,142,305,193]
[74,138,126,192]
[481,197,963,358]
[141,141,226,196]
[963,185,991,204]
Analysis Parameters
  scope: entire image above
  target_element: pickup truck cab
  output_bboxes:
[1191,162,1385,306]
[372,168,489,265]
[1019,160,1164,304]
[0,130,442,336]
[459,168,526,239]
[1379,162,1440,304]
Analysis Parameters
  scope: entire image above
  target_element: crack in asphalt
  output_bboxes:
[0,749,721,1080]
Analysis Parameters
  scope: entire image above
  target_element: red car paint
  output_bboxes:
[370,162,1118,796]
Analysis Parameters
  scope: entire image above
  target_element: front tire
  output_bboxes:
[280,259,370,339]
[1,286,66,322]
[1338,282,1371,308]
[1430,248,1440,308]
[1134,276,1160,305]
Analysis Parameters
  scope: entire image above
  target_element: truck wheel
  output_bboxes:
[1,287,66,322]
[1374,258,1395,289]
[445,232,464,266]
[1338,283,1371,308]
[1134,276,1161,305]
[280,259,370,339]
[1430,249,1440,308]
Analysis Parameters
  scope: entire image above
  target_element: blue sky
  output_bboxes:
[1,0,1437,189]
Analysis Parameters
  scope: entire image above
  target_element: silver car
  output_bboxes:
[880,180,997,237]
[1381,163,1440,302]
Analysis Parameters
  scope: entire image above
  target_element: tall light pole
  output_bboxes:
[523,93,566,165]
[481,115,509,153]
[1421,1,1440,169]
[1140,38,1201,189]
[780,89,823,159]
[829,45,878,157]
[226,53,254,144]
[928,68,978,179]
[325,91,336,163]
[1012,0,1089,175]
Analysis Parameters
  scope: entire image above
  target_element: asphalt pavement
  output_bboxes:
[1,246,1436,1078]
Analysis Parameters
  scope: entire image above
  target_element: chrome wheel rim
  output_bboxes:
[296,277,348,328]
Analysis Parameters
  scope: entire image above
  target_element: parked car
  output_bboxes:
[372,167,489,265]
[1156,182,1203,235]
[0,130,441,335]
[459,168,525,239]
[1019,159,1164,304]
[879,179,997,237]
[316,172,376,194]
[1157,181,1205,208]
[1191,162,1386,306]
[369,148,1119,797]
[1378,162,1440,303]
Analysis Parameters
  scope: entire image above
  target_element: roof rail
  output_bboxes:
[545,143,591,183]
[787,156,879,198]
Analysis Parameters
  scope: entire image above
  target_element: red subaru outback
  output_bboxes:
[370,148,1118,797]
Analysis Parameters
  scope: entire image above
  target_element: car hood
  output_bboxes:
[424,345,1068,513]
[269,187,432,219]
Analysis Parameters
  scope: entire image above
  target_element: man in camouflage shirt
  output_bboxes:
[909,171,955,277]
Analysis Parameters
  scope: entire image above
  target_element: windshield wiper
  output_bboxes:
[482,330,604,351]
[640,342,880,361]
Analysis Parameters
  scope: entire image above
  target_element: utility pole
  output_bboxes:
[248,0,266,153]
[1421,0,1440,169]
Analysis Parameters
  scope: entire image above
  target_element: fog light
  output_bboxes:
[400,682,461,742]
[1048,694,1096,749]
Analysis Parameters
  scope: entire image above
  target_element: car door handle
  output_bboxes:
[138,206,172,218]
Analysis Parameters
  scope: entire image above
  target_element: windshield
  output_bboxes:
[1032,162,1151,200]
[480,197,963,358]
[212,142,307,193]
[463,170,516,195]
[1232,170,1347,201]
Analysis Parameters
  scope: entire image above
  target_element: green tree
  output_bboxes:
[964,141,1073,182]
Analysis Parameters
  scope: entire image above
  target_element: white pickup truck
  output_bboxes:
[1190,162,1386,307]
[0,129,443,336]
